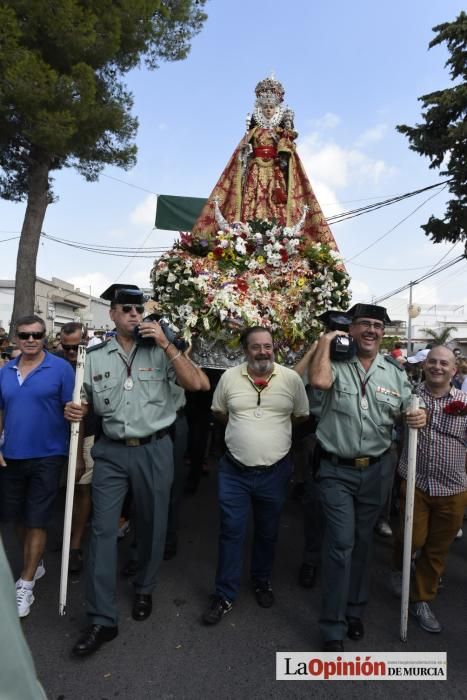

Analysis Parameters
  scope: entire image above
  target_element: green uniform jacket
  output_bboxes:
[83,338,177,440]
[316,354,412,458]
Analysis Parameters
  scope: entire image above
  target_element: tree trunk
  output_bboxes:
[9,160,50,339]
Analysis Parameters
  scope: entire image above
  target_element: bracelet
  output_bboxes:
[169,351,182,362]
[162,341,171,351]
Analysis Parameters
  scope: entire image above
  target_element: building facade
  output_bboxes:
[0,277,110,337]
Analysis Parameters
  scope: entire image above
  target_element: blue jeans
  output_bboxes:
[214,453,292,602]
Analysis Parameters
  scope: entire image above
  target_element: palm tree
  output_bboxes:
[421,326,457,345]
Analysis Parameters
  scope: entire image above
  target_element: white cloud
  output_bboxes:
[66,272,112,298]
[129,194,157,227]
[309,112,341,130]
[355,124,388,147]
[299,130,395,194]
[349,278,372,303]
[309,180,343,218]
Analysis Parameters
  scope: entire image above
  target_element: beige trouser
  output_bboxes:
[393,480,467,601]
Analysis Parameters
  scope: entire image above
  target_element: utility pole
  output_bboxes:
[407,282,413,355]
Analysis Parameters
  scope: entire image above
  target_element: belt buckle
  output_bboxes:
[355,457,369,468]
[126,438,140,447]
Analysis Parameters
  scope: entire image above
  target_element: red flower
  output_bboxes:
[236,279,248,293]
[444,401,467,416]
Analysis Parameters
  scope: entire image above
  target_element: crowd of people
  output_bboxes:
[0,289,466,699]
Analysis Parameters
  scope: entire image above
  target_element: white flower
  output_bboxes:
[235,239,246,255]
[167,273,176,283]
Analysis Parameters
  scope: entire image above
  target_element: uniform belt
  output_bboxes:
[110,428,171,447]
[320,448,387,469]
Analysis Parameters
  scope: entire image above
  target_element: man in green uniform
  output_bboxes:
[66,285,203,657]
[309,303,426,652]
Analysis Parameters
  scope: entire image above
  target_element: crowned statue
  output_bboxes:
[151,76,349,368]
[192,75,336,247]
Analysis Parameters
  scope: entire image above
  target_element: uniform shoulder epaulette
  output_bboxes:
[86,340,110,354]
[384,354,405,371]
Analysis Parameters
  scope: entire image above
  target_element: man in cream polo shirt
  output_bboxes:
[202,326,309,625]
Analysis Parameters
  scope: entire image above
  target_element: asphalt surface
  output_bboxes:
[3,463,467,700]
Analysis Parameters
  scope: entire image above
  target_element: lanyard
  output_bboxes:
[353,365,371,409]
[118,346,138,390]
[246,372,274,416]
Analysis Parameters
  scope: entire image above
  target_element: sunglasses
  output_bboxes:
[121,304,145,314]
[61,343,80,351]
[17,332,45,340]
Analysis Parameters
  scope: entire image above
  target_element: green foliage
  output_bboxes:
[421,325,457,344]
[0,0,207,200]
[396,12,467,246]
[380,335,401,351]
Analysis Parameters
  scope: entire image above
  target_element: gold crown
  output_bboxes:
[255,76,285,106]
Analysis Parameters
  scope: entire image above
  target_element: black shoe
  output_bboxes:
[72,624,118,657]
[322,640,344,652]
[202,594,232,625]
[121,559,138,577]
[346,616,364,640]
[163,542,177,560]
[253,580,275,608]
[68,548,83,574]
[132,594,152,621]
[298,563,317,589]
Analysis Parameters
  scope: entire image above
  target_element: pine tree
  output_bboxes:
[397,12,467,247]
[0,1,207,329]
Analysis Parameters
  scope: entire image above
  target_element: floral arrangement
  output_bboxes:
[444,401,467,416]
[150,219,351,363]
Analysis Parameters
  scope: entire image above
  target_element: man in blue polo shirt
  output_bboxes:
[0,315,75,618]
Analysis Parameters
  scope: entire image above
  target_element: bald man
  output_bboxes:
[393,345,467,633]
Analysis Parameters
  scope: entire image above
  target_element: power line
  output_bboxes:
[344,185,448,264]
[372,255,466,304]
[347,257,460,272]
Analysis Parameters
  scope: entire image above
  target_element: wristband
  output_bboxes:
[162,341,171,351]
[169,351,182,362]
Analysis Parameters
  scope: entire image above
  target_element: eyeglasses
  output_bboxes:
[121,304,145,314]
[354,320,385,331]
[61,343,80,351]
[17,332,45,340]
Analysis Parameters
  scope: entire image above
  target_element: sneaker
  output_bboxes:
[69,549,83,573]
[202,594,232,625]
[455,528,463,539]
[16,585,35,618]
[409,601,442,633]
[33,560,46,582]
[390,570,402,598]
[253,580,275,608]
[375,520,393,537]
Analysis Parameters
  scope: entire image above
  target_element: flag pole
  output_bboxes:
[59,345,86,615]
[400,393,419,641]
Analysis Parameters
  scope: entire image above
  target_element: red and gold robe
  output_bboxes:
[192,125,337,248]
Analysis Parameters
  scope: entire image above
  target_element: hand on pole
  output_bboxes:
[405,408,426,429]
[64,401,87,422]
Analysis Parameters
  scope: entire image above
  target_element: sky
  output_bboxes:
[1,0,466,324]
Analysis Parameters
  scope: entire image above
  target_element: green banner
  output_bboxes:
[155,194,207,231]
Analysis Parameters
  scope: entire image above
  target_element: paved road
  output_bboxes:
[3,465,467,699]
